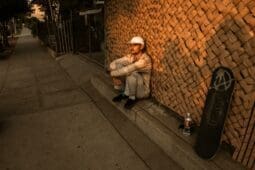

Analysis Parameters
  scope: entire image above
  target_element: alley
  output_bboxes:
[0,29,181,170]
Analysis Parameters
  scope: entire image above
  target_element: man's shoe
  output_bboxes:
[112,94,128,102]
[124,99,137,109]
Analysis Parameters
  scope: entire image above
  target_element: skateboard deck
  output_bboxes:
[194,67,235,159]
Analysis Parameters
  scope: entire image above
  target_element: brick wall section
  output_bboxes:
[105,0,255,168]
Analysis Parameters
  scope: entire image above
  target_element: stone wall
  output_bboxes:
[105,0,255,168]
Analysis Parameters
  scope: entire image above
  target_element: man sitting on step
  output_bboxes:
[109,36,152,109]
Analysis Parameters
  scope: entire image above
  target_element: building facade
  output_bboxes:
[105,0,255,168]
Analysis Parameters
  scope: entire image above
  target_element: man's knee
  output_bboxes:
[110,63,124,71]
[126,72,138,83]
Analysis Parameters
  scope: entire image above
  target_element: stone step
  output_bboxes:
[90,73,245,170]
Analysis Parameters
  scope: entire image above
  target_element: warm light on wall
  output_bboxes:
[31,4,45,21]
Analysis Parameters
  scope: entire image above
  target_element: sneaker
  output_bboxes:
[124,99,137,109]
[112,94,128,102]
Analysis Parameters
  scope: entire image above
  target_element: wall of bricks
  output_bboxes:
[104,0,255,168]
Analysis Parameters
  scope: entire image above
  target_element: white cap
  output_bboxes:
[129,36,145,45]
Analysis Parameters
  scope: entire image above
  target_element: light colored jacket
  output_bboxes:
[110,53,152,94]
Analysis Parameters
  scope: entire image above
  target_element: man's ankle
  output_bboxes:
[114,85,123,90]
[129,96,136,100]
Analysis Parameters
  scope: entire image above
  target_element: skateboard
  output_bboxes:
[194,67,235,159]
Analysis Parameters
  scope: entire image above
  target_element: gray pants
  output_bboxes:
[113,64,149,99]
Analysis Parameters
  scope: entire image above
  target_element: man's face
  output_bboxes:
[130,44,144,55]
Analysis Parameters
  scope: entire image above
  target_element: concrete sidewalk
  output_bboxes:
[0,29,182,170]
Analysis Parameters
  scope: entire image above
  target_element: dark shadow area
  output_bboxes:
[0,120,11,135]
[0,37,18,60]
[0,51,12,60]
